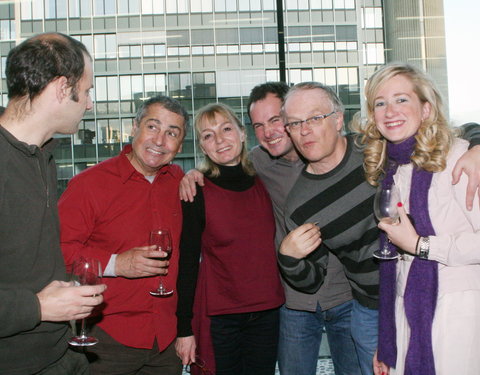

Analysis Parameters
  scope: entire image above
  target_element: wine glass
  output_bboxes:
[68,257,102,346]
[373,184,401,259]
[149,229,173,297]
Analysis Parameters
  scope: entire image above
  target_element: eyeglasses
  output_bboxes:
[184,356,214,375]
[284,111,336,133]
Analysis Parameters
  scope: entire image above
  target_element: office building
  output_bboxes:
[0,0,445,192]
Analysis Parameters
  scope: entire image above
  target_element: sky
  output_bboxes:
[443,0,480,126]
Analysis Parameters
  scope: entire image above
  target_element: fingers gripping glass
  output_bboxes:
[284,111,336,132]
[185,356,214,375]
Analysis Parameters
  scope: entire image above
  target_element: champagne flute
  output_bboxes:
[68,257,102,346]
[149,229,173,297]
[373,184,401,260]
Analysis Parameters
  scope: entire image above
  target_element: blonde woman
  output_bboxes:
[175,103,284,375]
[356,63,480,375]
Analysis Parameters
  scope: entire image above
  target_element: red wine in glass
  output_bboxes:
[149,229,174,297]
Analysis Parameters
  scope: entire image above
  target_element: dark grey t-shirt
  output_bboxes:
[250,146,352,312]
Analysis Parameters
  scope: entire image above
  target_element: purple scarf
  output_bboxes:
[377,136,438,375]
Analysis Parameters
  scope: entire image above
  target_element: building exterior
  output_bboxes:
[383,0,448,109]
[0,0,445,193]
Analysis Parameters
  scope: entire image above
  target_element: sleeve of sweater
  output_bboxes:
[0,289,40,337]
[459,122,480,149]
[277,243,329,294]
[176,187,205,337]
[0,146,41,337]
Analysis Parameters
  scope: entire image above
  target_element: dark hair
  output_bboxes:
[247,81,290,121]
[135,95,189,133]
[0,106,5,115]
[6,32,90,102]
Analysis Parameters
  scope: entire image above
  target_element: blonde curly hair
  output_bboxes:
[194,102,255,178]
[354,63,454,186]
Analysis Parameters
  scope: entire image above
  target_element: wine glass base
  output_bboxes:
[68,336,98,347]
[149,289,174,297]
[373,249,400,260]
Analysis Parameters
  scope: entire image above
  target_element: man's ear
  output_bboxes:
[131,120,139,137]
[335,112,344,132]
[55,76,69,102]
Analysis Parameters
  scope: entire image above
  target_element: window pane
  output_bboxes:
[95,77,107,101]
[120,76,132,100]
[107,76,119,101]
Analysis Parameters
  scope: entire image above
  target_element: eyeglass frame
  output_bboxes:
[284,111,337,132]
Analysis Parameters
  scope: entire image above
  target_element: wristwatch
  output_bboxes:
[418,236,430,259]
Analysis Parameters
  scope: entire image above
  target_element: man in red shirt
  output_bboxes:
[59,95,188,375]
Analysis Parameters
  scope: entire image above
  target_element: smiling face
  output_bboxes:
[249,93,296,160]
[198,111,245,167]
[373,74,431,144]
[128,103,185,176]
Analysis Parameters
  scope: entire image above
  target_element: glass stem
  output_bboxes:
[158,278,165,292]
[79,318,87,338]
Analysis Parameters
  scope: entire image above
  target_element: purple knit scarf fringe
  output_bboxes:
[377,136,438,375]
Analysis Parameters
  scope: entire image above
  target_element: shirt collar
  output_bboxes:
[0,124,58,156]
[118,144,177,184]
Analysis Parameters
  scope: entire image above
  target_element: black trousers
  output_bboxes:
[210,308,280,375]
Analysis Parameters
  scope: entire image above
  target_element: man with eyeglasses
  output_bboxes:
[278,81,480,375]
[277,81,378,375]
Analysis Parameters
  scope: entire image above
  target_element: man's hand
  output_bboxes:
[37,280,106,322]
[175,336,196,365]
[279,223,321,259]
[452,144,480,210]
[115,245,169,278]
[179,169,205,202]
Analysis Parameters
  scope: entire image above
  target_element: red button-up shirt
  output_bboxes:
[58,145,183,350]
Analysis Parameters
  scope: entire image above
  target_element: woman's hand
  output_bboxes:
[373,350,390,375]
[175,336,196,365]
[378,204,418,255]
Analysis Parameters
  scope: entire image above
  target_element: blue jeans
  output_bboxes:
[350,299,378,375]
[278,300,361,375]
[210,308,279,375]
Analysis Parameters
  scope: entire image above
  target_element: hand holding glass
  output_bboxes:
[149,229,173,297]
[68,257,102,346]
[373,184,401,260]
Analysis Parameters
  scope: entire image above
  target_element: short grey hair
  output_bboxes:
[284,81,344,114]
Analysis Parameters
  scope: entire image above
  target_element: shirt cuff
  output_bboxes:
[103,254,117,277]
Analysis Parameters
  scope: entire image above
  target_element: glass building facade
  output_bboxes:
[0,0,444,193]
